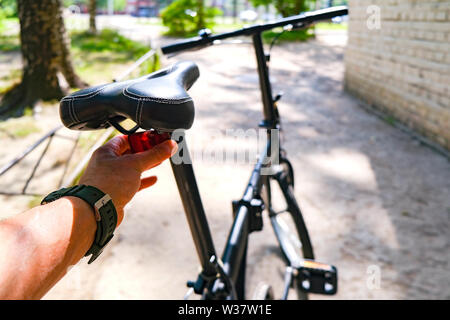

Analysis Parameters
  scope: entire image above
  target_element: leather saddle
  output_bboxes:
[59,61,199,133]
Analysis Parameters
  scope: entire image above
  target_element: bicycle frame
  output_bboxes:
[170,133,274,299]
[163,7,348,299]
[168,30,281,299]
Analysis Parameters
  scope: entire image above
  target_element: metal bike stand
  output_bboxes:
[0,125,81,196]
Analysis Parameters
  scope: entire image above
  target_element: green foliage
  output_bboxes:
[249,0,272,9]
[161,0,222,37]
[0,0,17,18]
[251,0,317,42]
[0,0,17,32]
[98,0,127,11]
[71,29,149,58]
[63,0,127,11]
[63,0,83,6]
[250,0,316,17]
[112,0,127,12]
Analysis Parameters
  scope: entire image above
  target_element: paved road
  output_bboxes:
[40,29,450,299]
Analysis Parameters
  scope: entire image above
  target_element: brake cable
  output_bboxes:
[268,22,312,55]
[269,29,287,55]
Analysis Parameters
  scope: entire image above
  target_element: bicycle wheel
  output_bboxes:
[261,158,314,300]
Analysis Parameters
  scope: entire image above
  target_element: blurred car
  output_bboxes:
[131,6,157,17]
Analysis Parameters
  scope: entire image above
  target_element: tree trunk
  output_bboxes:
[196,0,205,30]
[56,3,85,88]
[0,0,86,118]
[294,0,305,14]
[89,0,97,33]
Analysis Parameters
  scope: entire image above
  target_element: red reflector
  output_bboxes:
[128,130,170,153]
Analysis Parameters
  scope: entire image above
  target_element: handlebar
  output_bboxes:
[161,6,348,55]
[162,36,212,55]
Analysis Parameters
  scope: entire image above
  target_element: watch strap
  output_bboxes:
[41,185,117,264]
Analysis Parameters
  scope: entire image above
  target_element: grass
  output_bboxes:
[0,68,21,94]
[315,22,348,31]
[70,29,159,82]
[261,22,347,43]
[0,116,41,138]
[262,28,314,43]
[0,34,20,52]
[0,17,19,34]
[214,21,245,32]
[0,16,20,51]
[71,29,150,58]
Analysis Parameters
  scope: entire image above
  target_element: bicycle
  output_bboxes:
[59,6,348,300]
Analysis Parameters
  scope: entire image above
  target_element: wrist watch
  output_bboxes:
[41,185,118,264]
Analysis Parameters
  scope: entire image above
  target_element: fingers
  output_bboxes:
[134,140,178,172]
[100,135,130,156]
[96,135,177,172]
[139,176,158,191]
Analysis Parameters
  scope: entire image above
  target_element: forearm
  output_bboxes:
[0,197,96,299]
[0,137,176,300]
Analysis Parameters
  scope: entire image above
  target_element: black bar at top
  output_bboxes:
[161,6,348,55]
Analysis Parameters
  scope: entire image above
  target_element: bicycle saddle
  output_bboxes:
[59,61,199,133]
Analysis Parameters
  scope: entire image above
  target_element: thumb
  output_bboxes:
[139,176,158,191]
[134,140,178,172]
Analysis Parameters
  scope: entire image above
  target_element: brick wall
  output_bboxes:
[344,0,450,150]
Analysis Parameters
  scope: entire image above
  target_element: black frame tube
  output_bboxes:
[252,33,276,124]
[216,141,271,297]
[170,140,218,277]
[221,205,250,285]
[171,134,271,298]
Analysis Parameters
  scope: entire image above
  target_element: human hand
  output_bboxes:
[79,135,177,226]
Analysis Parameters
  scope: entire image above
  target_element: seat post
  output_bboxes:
[170,135,218,277]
